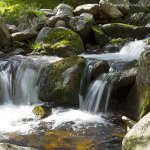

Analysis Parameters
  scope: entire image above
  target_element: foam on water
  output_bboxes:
[0,105,105,135]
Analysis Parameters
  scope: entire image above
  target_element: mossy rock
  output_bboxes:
[92,26,110,48]
[39,56,86,107]
[32,105,52,119]
[101,23,150,39]
[32,27,84,57]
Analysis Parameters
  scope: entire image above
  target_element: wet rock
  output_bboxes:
[48,14,70,27]
[122,112,150,150]
[6,24,18,33]
[53,3,74,17]
[101,23,150,39]
[0,18,11,47]
[11,28,37,42]
[32,104,52,119]
[33,27,84,57]
[92,60,109,78]
[0,143,37,150]
[67,13,94,41]
[115,67,137,89]
[55,20,66,27]
[74,4,101,18]
[39,56,86,107]
[5,48,25,58]
[99,0,123,19]
[92,26,110,48]
[0,51,6,58]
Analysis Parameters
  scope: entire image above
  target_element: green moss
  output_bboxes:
[112,23,137,29]
[32,28,84,57]
[109,38,128,44]
[92,26,110,48]
[39,56,86,107]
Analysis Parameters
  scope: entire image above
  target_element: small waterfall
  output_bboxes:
[0,55,61,105]
[80,40,148,113]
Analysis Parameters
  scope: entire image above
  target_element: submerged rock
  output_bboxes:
[0,143,37,150]
[122,112,150,150]
[33,27,84,57]
[101,23,150,39]
[32,105,52,119]
[39,56,86,107]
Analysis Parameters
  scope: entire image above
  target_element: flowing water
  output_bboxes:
[0,40,148,149]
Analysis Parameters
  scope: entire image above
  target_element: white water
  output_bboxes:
[80,40,148,113]
[81,40,148,61]
[0,105,105,135]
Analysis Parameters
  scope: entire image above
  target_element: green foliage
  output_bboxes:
[0,0,99,24]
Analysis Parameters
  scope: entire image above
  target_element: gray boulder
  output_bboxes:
[0,18,11,47]
[6,24,17,33]
[68,13,94,41]
[0,143,37,150]
[122,112,150,150]
[53,3,74,17]
[99,0,123,19]
[39,9,54,17]
[74,4,101,18]
[48,14,70,27]
[55,20,66,27]
[11,28,37,41]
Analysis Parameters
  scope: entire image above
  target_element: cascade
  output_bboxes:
[0,55,61,105]
[80,40,148,113]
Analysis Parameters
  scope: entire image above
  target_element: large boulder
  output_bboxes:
[74,4,101,18]
[39,56,86,107]
[11,28,37,42]
[67,13,94,41]
[101,23,150,39]
[99,0,123,19]
[0,18,11,47]
[137,48,150,118]
[33,27,84,57]
[53,3,74,17]
[0,143,37,150]
[122,112,150,150]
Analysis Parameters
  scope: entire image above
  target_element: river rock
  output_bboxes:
[39,56,86,107]
[99,0,123,19]
[48,14,69,27]
[32,105,52,119]
[33,27,84,57]
[101,23,150,39]
[92,60,109,78]
[125,12,150,26]
[0,143,37,150]
[122,112,150,150]
[92,26,110,48]
[55,20,66,27]
[67,13,94,41]
[74,4,101,18]
[102,38,131,53]
[17,14,45,31]
[137,48,150,117]
[115,67,137,89]
[6,24,18,33]
[0,18,11,47]
[11,28,37,42]
[39,9,54,17]
[53,3,74,17]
